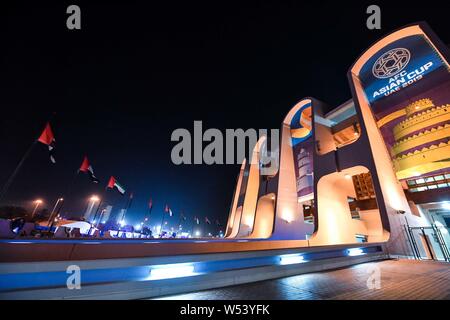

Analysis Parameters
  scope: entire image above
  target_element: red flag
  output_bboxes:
[37,123,56,163]
[107,176,125,195]
[148,198,153,209]
[38,123,54,145]
[79,156,99,183]
[79,156,90,172]
[107,176,115,189]
[164,204,173,216]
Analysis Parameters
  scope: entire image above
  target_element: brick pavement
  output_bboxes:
[156,259,450,300]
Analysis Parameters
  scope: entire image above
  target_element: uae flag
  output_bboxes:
[79,156,99,183]
[180,212,186,221]
[205,216,211,225]
[194,216,200,225]
[164,204,173,217]
[107,176,126,195]
[148,198,153,210]
[37,123,56,163]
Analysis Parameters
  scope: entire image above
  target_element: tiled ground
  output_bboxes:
[156,259,450,300]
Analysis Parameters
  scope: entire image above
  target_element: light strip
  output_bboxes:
[279,254,305,265]
[148,263,196,280]
[7,241,33,244]
[347,248,365,256]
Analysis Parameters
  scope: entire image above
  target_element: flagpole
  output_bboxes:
[159,206,166,238]
[0,141,37,203]
[120,196,128,223]
[120,192,133,225]
[191,216,198,237]
[191,217,195,237]
[0,112,57,204]
[147,203,153,223]
[178,211,182,233]
[144,201,153,229]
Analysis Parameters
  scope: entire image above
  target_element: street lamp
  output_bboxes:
[31,199,43,218]
[84,195,100,222]
[47,198,64,226]
[95,208,107,228]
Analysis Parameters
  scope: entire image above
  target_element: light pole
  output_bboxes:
[31,199,43,218]
[47,198,64,226]
[87,195,102,235]
[95,208,106,229]
[84,195,100,222]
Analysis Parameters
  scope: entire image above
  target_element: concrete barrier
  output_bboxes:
[0,244,388,299]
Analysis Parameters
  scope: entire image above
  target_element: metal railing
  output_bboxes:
[406,224,450,262]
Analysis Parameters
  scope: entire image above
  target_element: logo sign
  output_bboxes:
[356,31,450,181]
[372,48,410,79]
[290,102,314,198]
[359,35,444,103]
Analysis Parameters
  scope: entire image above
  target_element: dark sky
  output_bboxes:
[1,1,449,233]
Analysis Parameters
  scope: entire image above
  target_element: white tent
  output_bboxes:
[58,220,92,235]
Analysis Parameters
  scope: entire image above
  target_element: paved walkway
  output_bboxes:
[157,259,450,300]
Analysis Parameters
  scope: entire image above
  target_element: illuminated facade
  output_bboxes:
[225,22,450,260]
[391,98,450,180]
[1,22,449,300]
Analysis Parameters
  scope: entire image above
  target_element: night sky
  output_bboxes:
[1,1,449,233]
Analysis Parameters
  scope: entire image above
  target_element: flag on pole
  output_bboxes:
[164,204,173,217]
[216,219,221,227]
[180,212,186,221]
[107,176,126,195]
[126,192,134,212]
[37,123,56,163]
[79,156,99,183]
[148,198,153,210]
[205,216,211,225]
[194,216,200,225]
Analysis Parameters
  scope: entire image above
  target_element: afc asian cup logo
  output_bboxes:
[372,48,411,79]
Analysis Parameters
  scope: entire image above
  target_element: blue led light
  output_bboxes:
[347,248,364,256]
[148,263,197,280]
[279,254,305,265]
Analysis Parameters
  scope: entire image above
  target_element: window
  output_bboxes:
[406,172,450,192]
[443,217,450,228]
[355,234,368,243]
